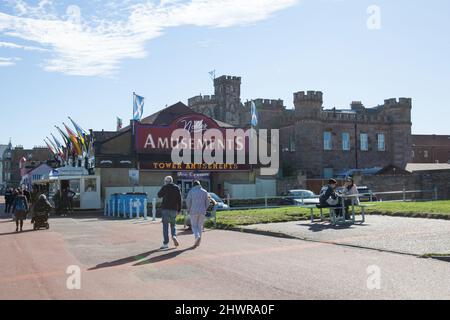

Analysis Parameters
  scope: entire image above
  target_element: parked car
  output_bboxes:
[279,189,319,206]
[357,186,378,202]
[208,192,230,211]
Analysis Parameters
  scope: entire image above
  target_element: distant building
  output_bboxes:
[189,75,413,178]
[412,135,450,164]
[0,142,12,192]
[4,146,55,187]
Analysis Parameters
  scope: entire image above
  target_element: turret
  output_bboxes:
[294,90,323,118]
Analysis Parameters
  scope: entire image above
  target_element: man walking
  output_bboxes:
[4,188,13,214]
[157,176,182,250]
[186,181,210,247]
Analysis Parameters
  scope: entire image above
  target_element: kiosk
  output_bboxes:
[34,166,102,210]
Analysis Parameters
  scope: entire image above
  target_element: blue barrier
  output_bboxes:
[107,193,148,218]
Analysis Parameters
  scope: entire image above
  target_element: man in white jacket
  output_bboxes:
[186,180,211,247]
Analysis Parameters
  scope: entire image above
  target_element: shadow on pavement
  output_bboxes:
[133,246,196,266]
[297,222,363,232]
[88,248,172,271]
[0,229,35,236]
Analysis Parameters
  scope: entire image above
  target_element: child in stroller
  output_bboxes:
[31,194,53,230]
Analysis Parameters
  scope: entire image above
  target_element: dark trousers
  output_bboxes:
[5,203,12,213]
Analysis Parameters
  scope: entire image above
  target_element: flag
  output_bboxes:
[63,123,83,156]
[117,117,123,131]
[68,117,86,150]
[209,70,216,80]
[46,136,59,155]
[133,93,144,121]
[51,133,66,160]
[250,101,258,127]
[44,139,55,155]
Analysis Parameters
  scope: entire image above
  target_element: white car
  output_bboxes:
[279,189,320,206]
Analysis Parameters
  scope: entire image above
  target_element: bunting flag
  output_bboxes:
[63,122,83,156]
[133,93,144,121]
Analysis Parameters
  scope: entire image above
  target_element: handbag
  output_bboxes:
[326,197,339,206]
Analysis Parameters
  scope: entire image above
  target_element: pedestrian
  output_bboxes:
[66,188,76,213]
[12,189,29,232]
[157,176,182,250]
[186,180,210,247]
[4,187,13,213]
[60,188,69,216]
[343,176,359,219]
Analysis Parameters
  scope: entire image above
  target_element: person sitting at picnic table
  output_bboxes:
[343,177,359,219]
[319,178,342,216]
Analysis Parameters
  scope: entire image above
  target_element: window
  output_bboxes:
[289,136,296,152]
[360,133,368,151]
[377,133,385,151]
[342,133,350,151]
[424,150,429,158]
[324,132,332,150]
[323,168,334,179]
[85,178,97,192]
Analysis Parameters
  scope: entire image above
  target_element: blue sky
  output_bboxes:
[0,0,449,148]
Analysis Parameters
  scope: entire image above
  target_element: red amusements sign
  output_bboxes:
[135,114,249,154]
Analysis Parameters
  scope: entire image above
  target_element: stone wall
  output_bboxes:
[354,170,450,201]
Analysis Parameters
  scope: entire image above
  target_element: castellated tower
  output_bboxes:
[294,91,323,119]
[214,76,242,126]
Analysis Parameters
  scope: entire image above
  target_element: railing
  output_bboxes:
[102,187,440,220]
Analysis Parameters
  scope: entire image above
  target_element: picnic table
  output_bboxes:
[306,193,373,225]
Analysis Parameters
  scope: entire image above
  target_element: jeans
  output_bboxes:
[190,213,205,240]
[161,209,177,245]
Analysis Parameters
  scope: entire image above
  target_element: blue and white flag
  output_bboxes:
[250,101,258,127]
[133,93,144,121]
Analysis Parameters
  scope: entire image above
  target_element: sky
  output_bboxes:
[0,0,449,148]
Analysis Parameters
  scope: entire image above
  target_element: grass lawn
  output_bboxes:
[176,200,450,229]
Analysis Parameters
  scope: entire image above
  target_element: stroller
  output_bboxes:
[32,194,53,231]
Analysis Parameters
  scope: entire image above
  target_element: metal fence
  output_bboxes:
[103,187,441,221]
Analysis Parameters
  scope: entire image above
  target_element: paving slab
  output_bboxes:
[239,215,450,255]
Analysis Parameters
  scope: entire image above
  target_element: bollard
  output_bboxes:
[403,187,406,202]
[265,194,268,208]
[370,191,373,202]
[104,200,107,216]
[144,198,148,220]
[112,198,116,217]
[152,198,156,221]
[227,194,230,207]
[434,187,438,201]
[129,200,133,219]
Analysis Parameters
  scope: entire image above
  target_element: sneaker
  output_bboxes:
[172,237,179,247]
[194,238,201,247]
[160,244,169,250]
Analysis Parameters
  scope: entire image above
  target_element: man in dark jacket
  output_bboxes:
[319,178,343,217]
[319,179,338,207]
[4,188,13,213]
[157,176,182,250]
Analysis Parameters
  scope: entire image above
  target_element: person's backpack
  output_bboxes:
[15,197,26,211]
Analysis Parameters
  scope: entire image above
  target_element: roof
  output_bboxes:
[412,134,450,146]
[406,163,450,172]
[126,102,235,129]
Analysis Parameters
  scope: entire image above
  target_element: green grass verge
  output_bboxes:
[176,201,450,229]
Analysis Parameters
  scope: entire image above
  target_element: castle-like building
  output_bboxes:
[188,75,412,178]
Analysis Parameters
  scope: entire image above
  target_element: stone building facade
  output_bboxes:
[412,135,450,164]
[188,75,413,178]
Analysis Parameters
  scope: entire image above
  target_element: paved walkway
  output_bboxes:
[239,215,450,256]
[0,197,450,300]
